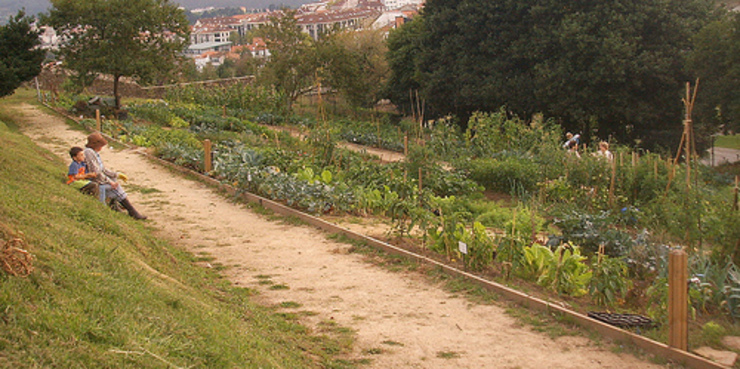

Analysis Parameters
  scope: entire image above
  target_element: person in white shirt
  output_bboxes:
[595,141,613,162]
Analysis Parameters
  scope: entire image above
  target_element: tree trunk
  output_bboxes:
[113,74,121,110]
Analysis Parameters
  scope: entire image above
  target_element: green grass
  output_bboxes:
[715,134,740,150]
[0,95,355,368]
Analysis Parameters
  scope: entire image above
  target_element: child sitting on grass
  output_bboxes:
[67,146,99,196]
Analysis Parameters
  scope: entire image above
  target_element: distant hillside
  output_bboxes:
[0,0,309,23]
[176,0,309,11]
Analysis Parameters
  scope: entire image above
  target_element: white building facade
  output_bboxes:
[383,0,424,10]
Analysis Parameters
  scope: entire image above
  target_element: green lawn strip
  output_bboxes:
[0,117,354,367]
[714,134,740,150]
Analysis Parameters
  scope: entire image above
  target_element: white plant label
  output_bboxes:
[458,241,468,255]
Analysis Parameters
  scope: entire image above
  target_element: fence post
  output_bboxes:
[204,139,212,173]
[34,77,42,102]
[668,248,688,351]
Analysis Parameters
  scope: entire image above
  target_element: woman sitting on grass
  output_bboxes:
[83,132,147,220]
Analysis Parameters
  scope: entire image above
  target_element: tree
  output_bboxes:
[0,11,45,98]
[384,18,425,115]
[316,28,389,108]
[687,12,740,135]
[43,0,190,109]
[390,0,719,148]
[528,0,720,148]
[255,10,318,111]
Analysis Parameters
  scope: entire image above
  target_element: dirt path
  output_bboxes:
[701,147,740,166]
[14,103,666,369]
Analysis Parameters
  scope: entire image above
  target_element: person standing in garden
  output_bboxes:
[83,133,147,220]
[595,141,614,161]
[563,132,581,158]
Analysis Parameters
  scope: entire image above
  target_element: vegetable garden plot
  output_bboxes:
[50,90,740,352]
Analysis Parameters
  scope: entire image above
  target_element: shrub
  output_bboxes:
[701,321,726,347]
[552,210,637,257]
[462,156,540,194]
[128,102,173,126]
[157,141,204,171]
[165,84,286,116]
[589,254,630,307]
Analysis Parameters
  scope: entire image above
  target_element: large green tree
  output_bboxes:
[391,0,720,148]
[316,28,389,108]
[43,0,190,109]
[687,12,740,134]
[384,17,425,116]
[255,10,317,111]
[0,11,45,98]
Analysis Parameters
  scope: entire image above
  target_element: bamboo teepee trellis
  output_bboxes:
[665,80,699,194]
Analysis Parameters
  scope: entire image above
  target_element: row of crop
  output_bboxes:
[163,83,408,152]
[164,83,287,118]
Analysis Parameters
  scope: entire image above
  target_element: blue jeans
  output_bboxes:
[98,184,111,203]
[98,184,127,203]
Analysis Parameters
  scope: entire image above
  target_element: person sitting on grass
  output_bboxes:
[67,146,99,197]
[83,132,147,220]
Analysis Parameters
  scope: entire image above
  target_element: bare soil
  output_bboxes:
[14,103,667,368]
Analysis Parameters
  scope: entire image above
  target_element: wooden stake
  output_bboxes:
[654,159,658,178]
[530,206,537,244]
[96,109,101,132]
[609,156,617,207]
[734,176,739,212]
[203,139,212,173]
[409,89,415,123]
[377,121,381,148]
[685,120,692,189]
[668,249,688,351]
[665,158,676,196]
[415,90,422,139]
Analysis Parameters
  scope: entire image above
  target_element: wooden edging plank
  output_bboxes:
[46,103,725,369]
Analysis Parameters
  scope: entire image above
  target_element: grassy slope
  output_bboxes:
[0,94,352,368]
